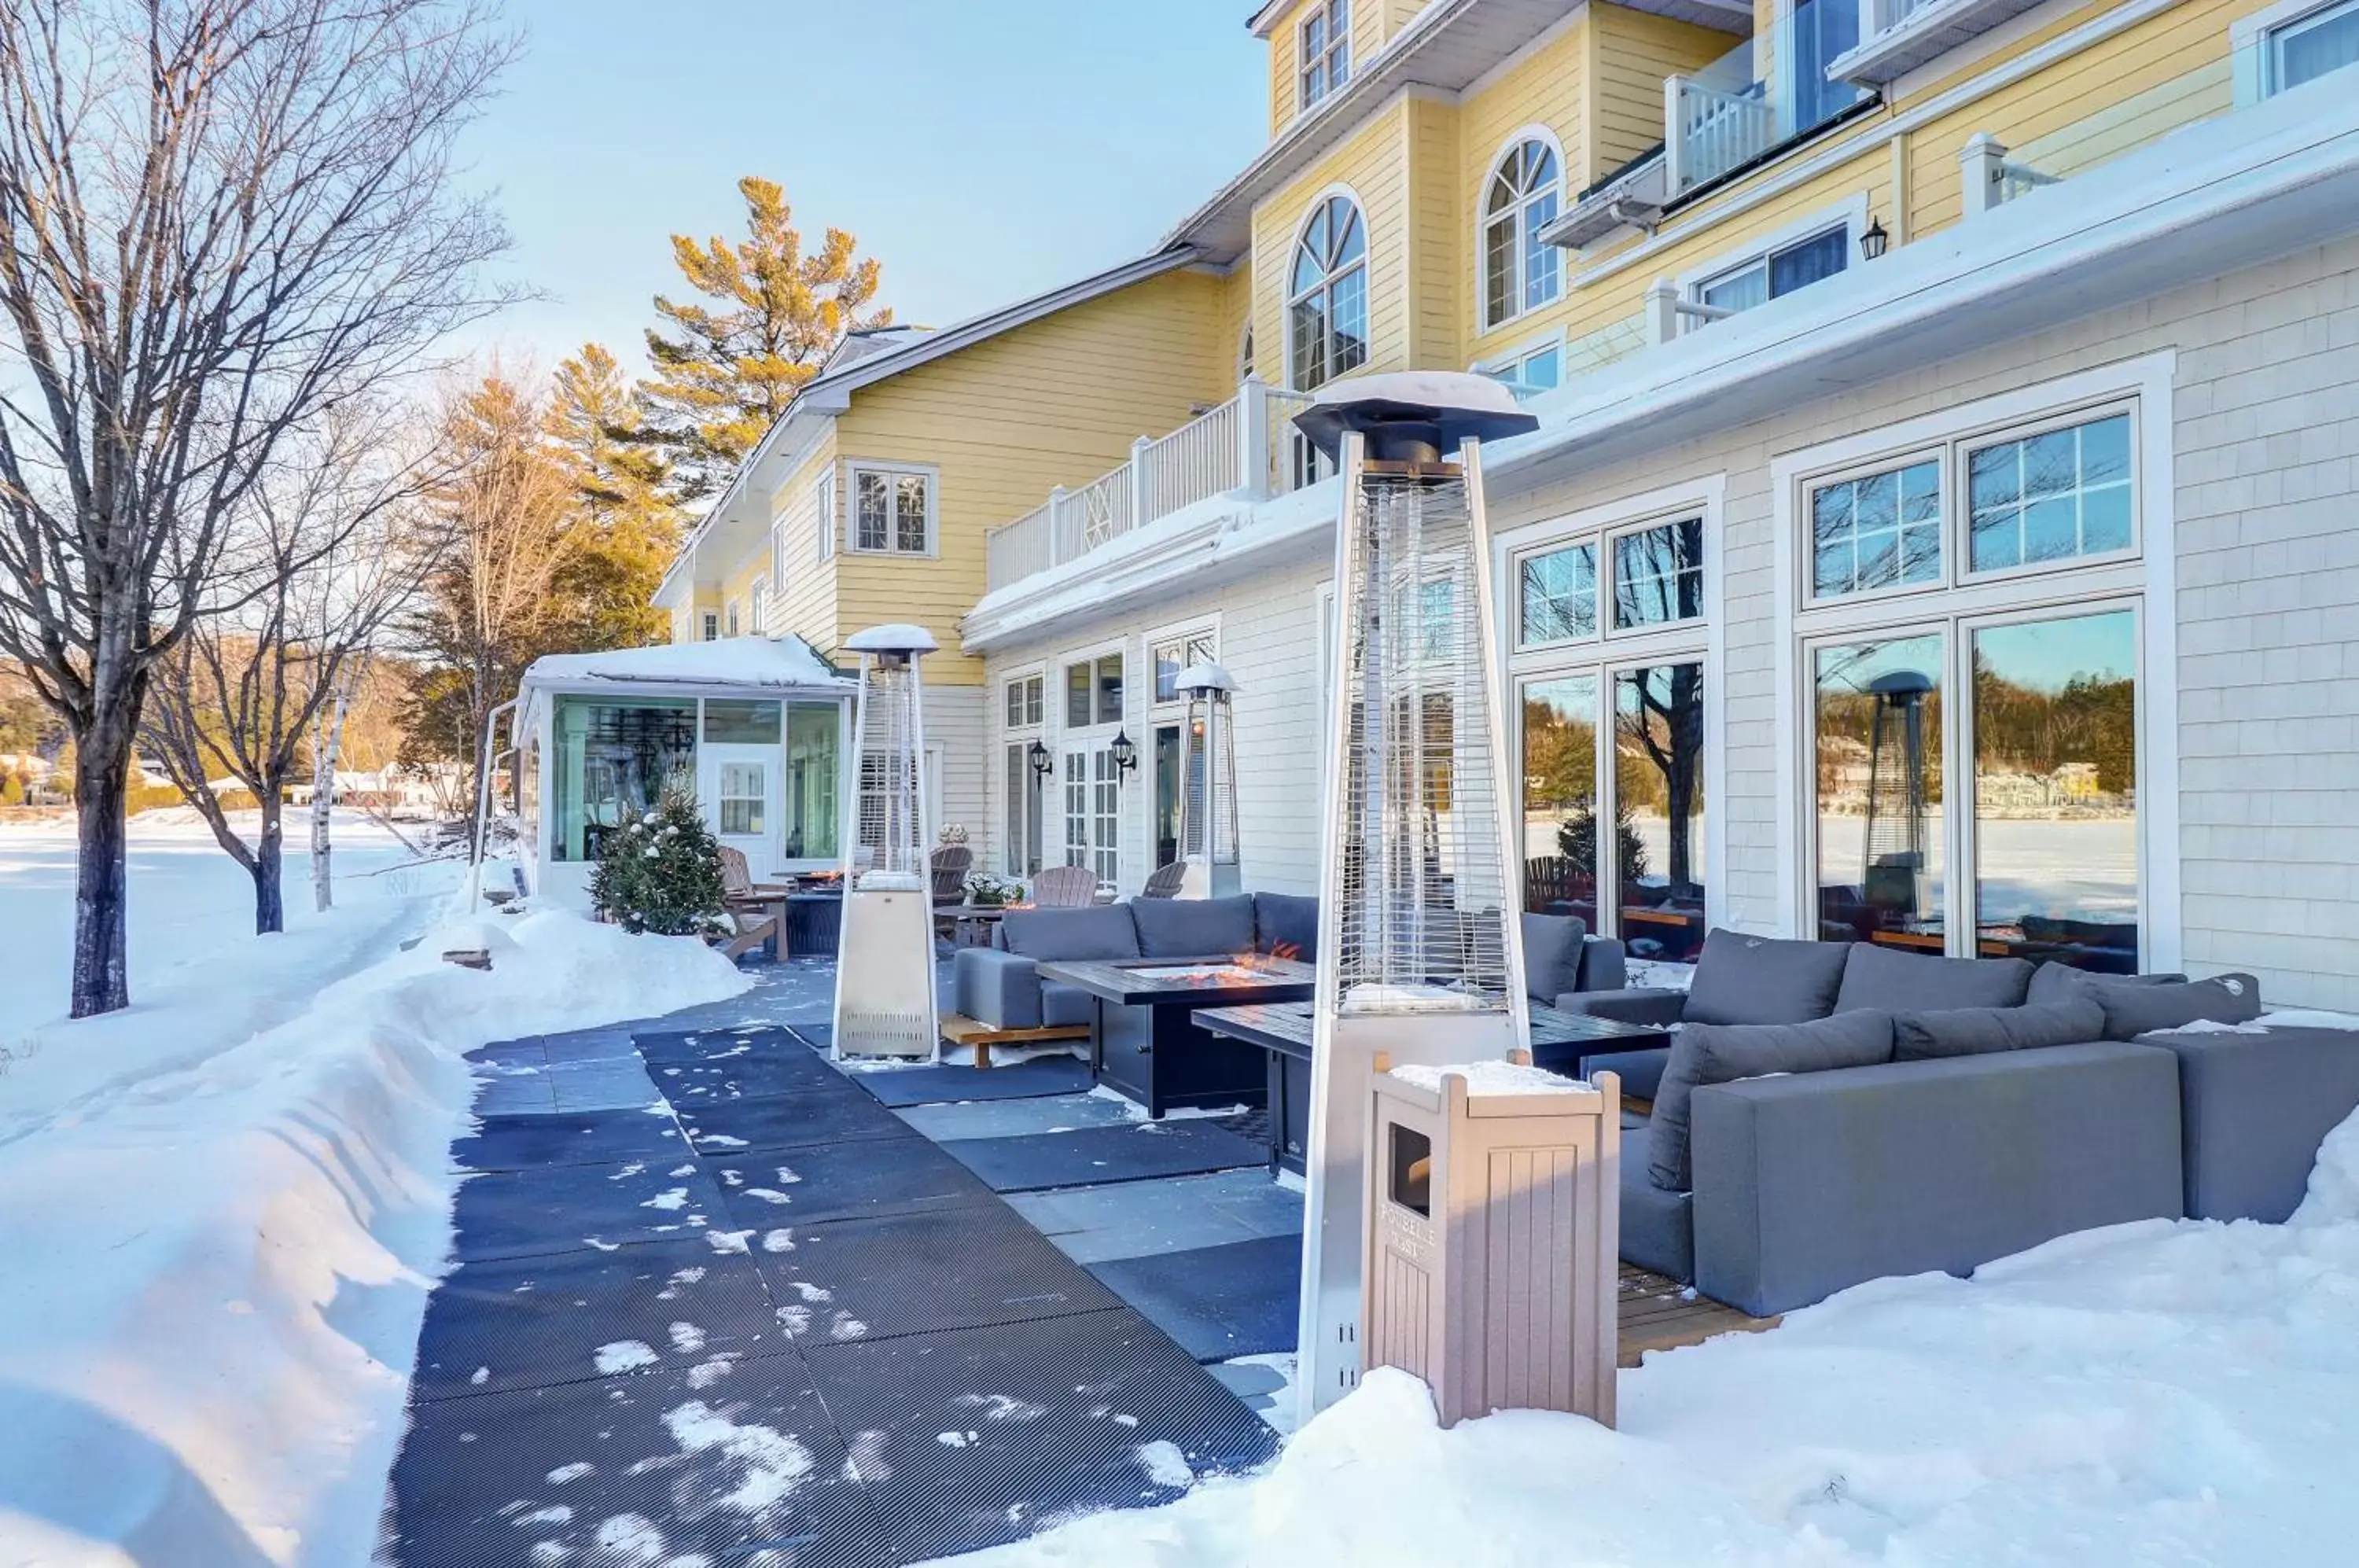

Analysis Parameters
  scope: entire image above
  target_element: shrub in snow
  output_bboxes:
[589,785,729,938]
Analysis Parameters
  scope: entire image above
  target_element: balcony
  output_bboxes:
[983,379,1316,593]
[1828,0,2053,88]
[1665,0,1872,199]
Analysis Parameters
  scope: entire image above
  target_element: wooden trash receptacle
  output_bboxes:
[1362,1062,1621,1429]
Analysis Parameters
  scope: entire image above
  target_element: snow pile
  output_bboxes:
[1387,1060,1588,1096]
[942,1109,2359,1567]
[0,897,746,1568]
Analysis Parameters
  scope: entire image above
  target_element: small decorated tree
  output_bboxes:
[590,782,730,937]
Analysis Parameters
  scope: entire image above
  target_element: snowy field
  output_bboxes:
[0,812,750,1566]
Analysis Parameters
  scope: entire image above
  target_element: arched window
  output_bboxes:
[1482,139,1562,328]
[1238,323,1256,381]
[1288,195,1368,391]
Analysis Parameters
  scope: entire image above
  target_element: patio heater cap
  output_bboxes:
[843,623,939,668]
[1292,370,1540,465]
[1173,660,1239,700]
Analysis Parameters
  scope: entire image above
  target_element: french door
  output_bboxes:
[1062,744,1120,888]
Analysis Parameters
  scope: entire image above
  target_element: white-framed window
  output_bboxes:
[1003,671,1045,730]
[1238,324,1256,382]
[1511,510,1708,646]
[1695,225,1849,319]
[1795,400,2136,609]
[1610,516,1706,631]
[847,462,934,555]
[1062,651,1124,729]
[1003,740,1045,876]
[1514,538,1599,648]
[1288,193,1368,391]
[815,466,837,562]
[716,761,766,837]
[1477,337,1564,399]
[1298,0,1350,111]
[1773,358,2174,974]
[1481,136,1562,329]
[749,578,770,636]
[725,599,742,637]
[1150,629,1218,705]
[700,610,719,642]
[2237,0,2359,101]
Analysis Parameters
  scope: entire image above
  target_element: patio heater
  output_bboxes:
[832,623,940,1062]
[1174,659,1242,900]
[1294,372,1539,1422]
[1863,668,1934,927]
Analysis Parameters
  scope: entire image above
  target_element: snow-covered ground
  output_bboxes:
[945,1116,2359,1568]
[0,812,750,1566]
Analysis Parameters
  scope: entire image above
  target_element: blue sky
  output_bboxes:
[453,0,1269,373]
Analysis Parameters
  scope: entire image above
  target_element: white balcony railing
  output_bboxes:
[1662,0,1869,198]
[983,378,1323,594]
[1666,77,1776,195]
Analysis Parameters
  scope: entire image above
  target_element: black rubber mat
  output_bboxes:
[787,1021,834,1053]
[535,1028,641,1065]
[652,1047,847,1105]
[939,1120,1268,1194]
[411,1236,789,1401]
[800,1308,1282,1562]
[385,1353,888,1568]
[851,1055,1091,1109]
[752,1203,1121,1347]
[1087,1234,1303,1362]
[451,1108,688,1173]
[634,1023,813,1066]
[703,1136,998,1229]
[677,1089,913,1156]
[451,1158,731,1263]
[465,1036,545,1069]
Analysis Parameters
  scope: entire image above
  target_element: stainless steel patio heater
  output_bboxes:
[1174,659,1242,900]
[832,623,940,1062]
[1294,371,1540,1422]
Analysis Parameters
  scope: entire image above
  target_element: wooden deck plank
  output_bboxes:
[1614,1265,1777,1366]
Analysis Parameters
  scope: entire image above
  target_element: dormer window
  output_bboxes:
[1299,0,1350,112]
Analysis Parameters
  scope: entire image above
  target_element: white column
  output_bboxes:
[1130,434,1154,528]
[1237,375,1272,501]
[1959,133,2007,219]
[1644,279,1682,346]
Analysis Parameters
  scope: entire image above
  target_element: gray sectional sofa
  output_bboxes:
[1562,929,2352,1317]
[951,892,1628,1031]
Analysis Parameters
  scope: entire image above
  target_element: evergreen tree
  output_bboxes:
[640,177,890,501]
[590,783,729,938]
[550,344,679,650]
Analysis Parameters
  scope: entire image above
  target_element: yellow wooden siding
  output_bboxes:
[1220,261,1257,381]
[767,437,842,656]
[1406,95,1464,370]
[830,268,1233,685]
[1268,11,1297,134]
[1250,96,1415,388]
[1588,4,1742,186]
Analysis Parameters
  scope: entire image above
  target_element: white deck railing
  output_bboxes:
[1666,76,1776,195]
[983,377,1326,594]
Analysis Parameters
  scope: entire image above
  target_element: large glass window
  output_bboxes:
[1698,227,1849,318]
[1518,541,1597,646]
[550,697,696,863]
[1811,459,1941,599]
[784,702,839,861]
[1298,0,1350,109]
[1813,637,1946,945]
[1003,742,1043,875]
[1967,412,2133,572]
[1063,653,1124,728]
[1006,673,1044,728]
[2274,0,2359,90]
[702,699,782,744]
[1521,675,1602,932]
[1972,611,2139,973]
[850,465,931,554]
[1612,518,1706,629]
[1152,632,1216,703]
[1289,196,1368,391]
[1482,139,1562,327]
[1614,663,1707,961]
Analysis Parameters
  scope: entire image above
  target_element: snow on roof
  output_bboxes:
[521,636,853,693]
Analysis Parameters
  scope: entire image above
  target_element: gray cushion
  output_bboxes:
[2026,963,2184,1006]
[1040,981,1095,1029]
[1522,913,1588,1004]
[1835,942,2033,1014]
[1892,997,2107,1060]
[1581,1046,1672,1102]
[2148,1025,2359,1222]
[1648,1010,1897,1191]
[2084,974,2264,1040]
[1684,928,1849,1025]
[1253,892,1319,961]
[999,906,1140,961]
[1619,1151,1694,1280]
[1130,893,1256,959]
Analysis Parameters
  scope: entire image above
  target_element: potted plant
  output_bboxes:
[963,870,1021,907]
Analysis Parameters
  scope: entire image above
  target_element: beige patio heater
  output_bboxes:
[1174,659,1242,900]
[1294,371,1540,1423]
[832,623,940,1062]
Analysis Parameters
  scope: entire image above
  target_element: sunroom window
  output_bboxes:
[1611,518,1705,629]
[1810,458,1941,599]
[1965,412,2132,573]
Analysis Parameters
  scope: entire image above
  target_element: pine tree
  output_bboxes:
[590,783,730,938]
[640,177,890,501]
[550,344,679,650]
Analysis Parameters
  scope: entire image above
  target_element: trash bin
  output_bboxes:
[1363,1061,1621,1428]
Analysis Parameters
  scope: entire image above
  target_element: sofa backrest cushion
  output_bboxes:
[1255,892,1319,961]
[1646,1009,1897,1191]
[1683,928,1850,1025]
[2073,972,2264,1040]
[999,906,1140,961]
[1522,912,1588,1004]
[2026,963,2184,1006]
[1835,941,2033,1014]
[1131,893,1257,959]
[1891,997,2106,1060]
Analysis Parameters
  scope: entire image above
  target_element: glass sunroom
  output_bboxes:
[511,638,859,909]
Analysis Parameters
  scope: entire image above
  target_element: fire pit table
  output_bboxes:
[1032,955,1318,1118]
[1194,1000,1673,1176]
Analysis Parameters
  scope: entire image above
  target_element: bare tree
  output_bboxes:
[140,407,435,933]
[0,0,512,1015]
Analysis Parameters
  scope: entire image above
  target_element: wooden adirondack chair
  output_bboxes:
[717,845,784,959]
[1139,860,1187,899]
[1030,863,1099,907]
